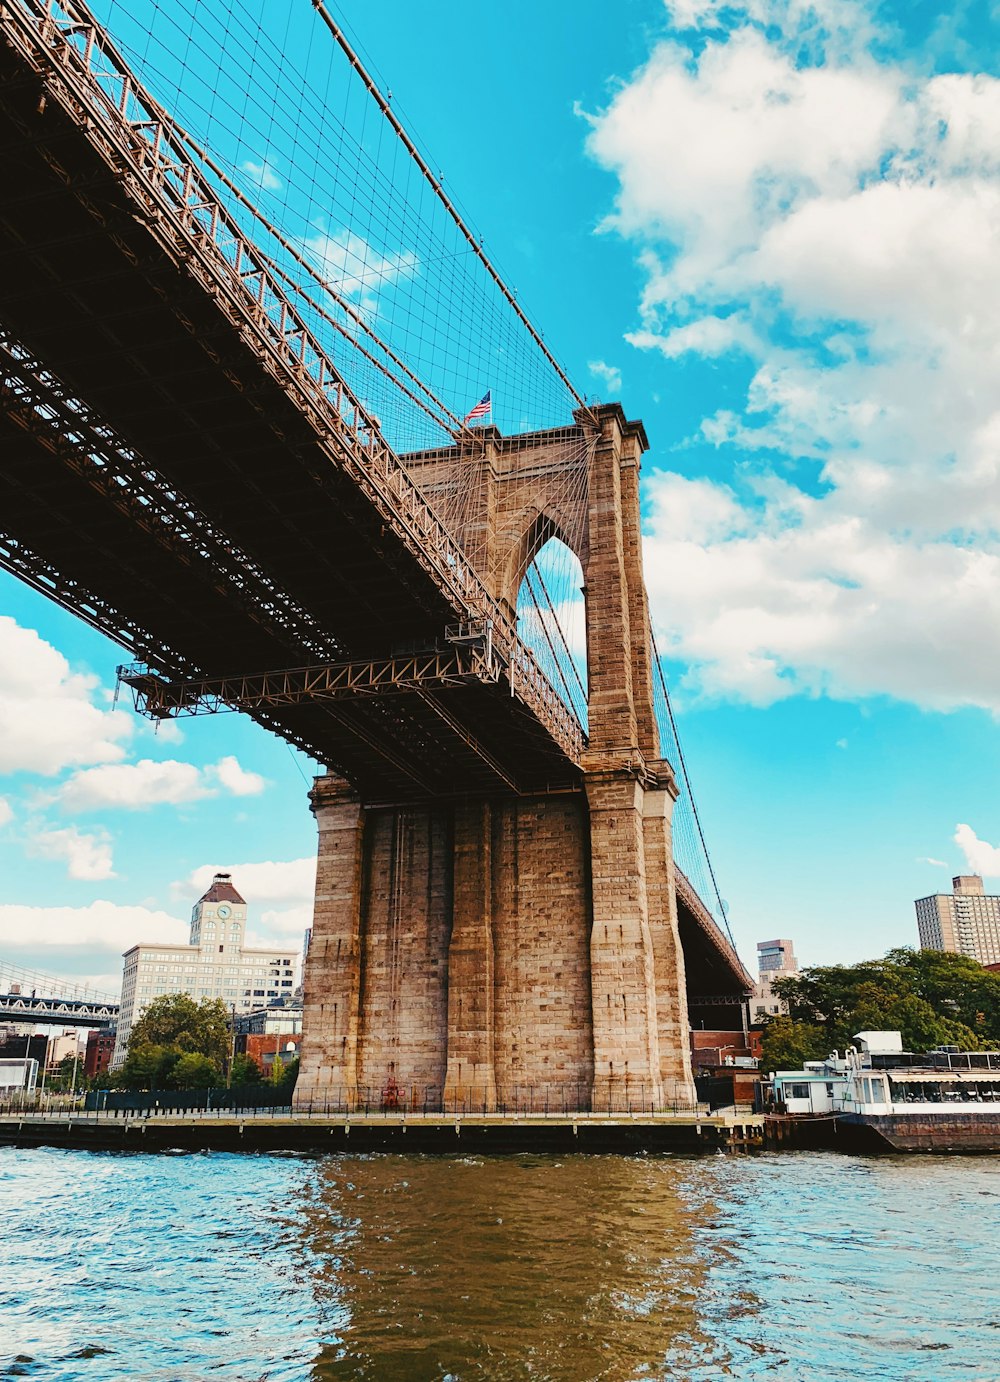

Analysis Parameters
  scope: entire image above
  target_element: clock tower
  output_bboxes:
[190,871,248,956]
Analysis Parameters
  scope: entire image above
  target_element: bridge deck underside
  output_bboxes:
[0,16,751,1000]
[0,36,579,801]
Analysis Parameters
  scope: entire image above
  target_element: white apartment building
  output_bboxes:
[916,875,1000,966]
[112,873,298,1068]
[750,937,799,1022]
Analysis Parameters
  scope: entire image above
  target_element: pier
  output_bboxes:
[0,1110,765,1156]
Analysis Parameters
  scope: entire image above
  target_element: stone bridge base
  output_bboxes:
[295,769,696,1114]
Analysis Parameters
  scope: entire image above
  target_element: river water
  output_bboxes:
[1,1147,998,1381]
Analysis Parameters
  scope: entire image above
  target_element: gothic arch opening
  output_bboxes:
[515,535,588,733]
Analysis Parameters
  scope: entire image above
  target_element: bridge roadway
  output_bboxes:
[0,0,581,803]
[0,0,750,999]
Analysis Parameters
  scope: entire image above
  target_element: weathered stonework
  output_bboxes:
[295,405,700,1112]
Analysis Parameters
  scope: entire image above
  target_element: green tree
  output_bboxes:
[767,948,1000,1060]
[116,1042,180,1091]
[230,1054,263,1086]
[758,1016,830,1075]
[269,1053,285,1086]
[172,1052,221,1089]
[128,994,230,1065]
[276,1055,299,1091]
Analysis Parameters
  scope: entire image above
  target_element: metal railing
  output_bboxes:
[0,1081,708,1119]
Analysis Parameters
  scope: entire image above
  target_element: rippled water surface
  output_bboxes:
[2,1147,999,1380]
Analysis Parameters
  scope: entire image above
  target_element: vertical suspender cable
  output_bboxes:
[650,619,737,951]
[308,0,590,416]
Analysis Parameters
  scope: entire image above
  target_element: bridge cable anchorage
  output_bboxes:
[307,0,592,420]
[649,619,738,951]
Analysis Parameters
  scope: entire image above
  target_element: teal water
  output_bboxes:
[1,1147,998,1380]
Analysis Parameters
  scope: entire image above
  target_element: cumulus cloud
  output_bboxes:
[29,826,116,881]
[175,857,316,952]
[586,5,1000,709]
[955,824,1000,877]
[57,755,266,811]
[304,226,417,307]
[0,617,131,774]
[212,755,266,798]
[0,900,188,985]
[588,359,622,395]
[0,797,12,828]
[176,857,316,907]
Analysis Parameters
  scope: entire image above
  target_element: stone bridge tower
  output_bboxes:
[295,405,695,1111]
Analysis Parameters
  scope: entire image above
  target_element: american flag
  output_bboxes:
[463,390,491,424]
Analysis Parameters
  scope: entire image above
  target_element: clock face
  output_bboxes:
[217,905,232,920]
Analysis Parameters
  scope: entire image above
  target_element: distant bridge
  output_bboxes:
[0,992,119,1028]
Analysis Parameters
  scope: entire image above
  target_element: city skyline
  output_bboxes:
[3,0,1000,990]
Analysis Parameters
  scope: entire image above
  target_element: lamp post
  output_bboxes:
[227,1002,236,1089]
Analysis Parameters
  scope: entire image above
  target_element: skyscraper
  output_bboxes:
[915,875,1000,966]
[750,938,799,1021]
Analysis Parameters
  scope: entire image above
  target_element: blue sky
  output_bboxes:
[4,0,1000,992]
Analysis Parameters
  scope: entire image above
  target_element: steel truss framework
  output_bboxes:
[0,994,119,1027]
[0,0,586,770]
[119,646,504,719]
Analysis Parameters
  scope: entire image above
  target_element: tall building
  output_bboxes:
[750,938,799,1022]
[916,875,1000,966]
[111,873,299,1068]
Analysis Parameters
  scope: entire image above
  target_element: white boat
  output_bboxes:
[768,1031,1000,1152]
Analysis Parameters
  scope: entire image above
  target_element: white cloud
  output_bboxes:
[212,755,266,797]
[241,158,282,191]
[57,756,266,812]
[176,857,316,908]
[917,856,948,869]
[304,226,417,307]
[0,617,131,774]
[29,826,116,881]
[585,8,1000,709]
[955,824,1000,877]
[627,316,757,360]
[588,359,622,394]
[0,797,12,828]
[176,857,316,952]
[0,900,187,969]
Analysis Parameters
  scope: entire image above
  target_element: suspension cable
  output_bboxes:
[151,110,470,438]
[649,620,736,950]
[308,0,590,415]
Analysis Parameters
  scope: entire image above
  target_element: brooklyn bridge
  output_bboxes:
[0,0,751,1110]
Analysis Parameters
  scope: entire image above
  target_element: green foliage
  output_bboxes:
[229,1054,263,1086]
[758,1016,830,1075]
[115,1042,179,1091]
[268,1053,285,1086]
[112,993,233,1091]
[128,994,230,1065]
[766,947,1000,1061]
[172,1052,221,1089]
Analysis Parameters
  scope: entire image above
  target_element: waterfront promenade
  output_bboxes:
[0,1108,766,1155]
